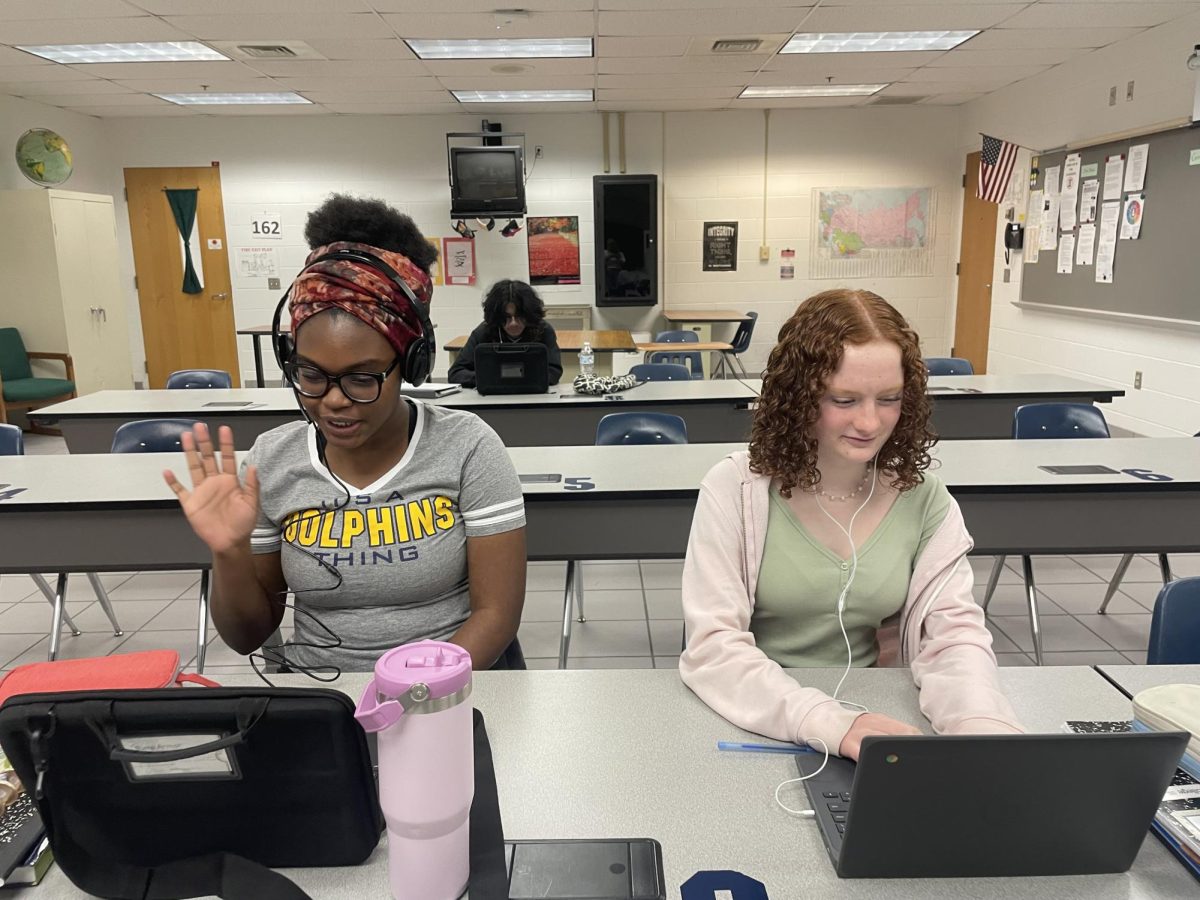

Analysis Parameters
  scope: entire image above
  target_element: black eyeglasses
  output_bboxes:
[285,357,401,403]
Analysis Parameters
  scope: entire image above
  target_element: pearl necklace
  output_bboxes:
[816,469,872,502]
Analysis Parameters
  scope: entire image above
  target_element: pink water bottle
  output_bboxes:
[355,641,474,900]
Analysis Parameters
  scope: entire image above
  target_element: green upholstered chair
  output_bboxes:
[0,328,76,432]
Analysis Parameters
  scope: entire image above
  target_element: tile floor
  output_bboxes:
[7,433,1192,677]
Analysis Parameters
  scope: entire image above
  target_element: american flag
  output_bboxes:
[978,134,1018,204]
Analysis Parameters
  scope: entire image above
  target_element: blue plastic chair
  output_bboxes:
[649,350,704,379]
[925,357,974,376]
[630,363,692,382]
[1099,429,1200,614]
[0,422,22,455]
[111,418,202,453]
[982,403,1112,664]
[166,369,232,389]
[555,412,690,668]
[1147,577,1200,664]
[0,424,121,654]
[653,330,699,343]
[109,418,211,670]
[714,312,758,379]
[596,412,688,445]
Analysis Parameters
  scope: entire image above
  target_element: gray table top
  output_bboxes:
[2,438,1197,510]
[27,373,1123,421]
[14,667,1190,898]
[1098,664,1200,698]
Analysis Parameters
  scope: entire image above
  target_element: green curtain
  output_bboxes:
[165,188,203,294]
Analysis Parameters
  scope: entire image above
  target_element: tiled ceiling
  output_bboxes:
[0,0,1196,116]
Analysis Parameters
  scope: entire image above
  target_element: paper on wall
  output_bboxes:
[1057,234,1075,274]
[1103,154,1125,200]
[1079,180,1100,224]
[1040,192,1060,250]
[1123,143,1149,192]
[1119,193,1145,240]
[1059,153,1081,231]
[1043,165,1062,197]
[1095,201,1120,283]
[1024,189,1042,263]
[1076,223,1096,266]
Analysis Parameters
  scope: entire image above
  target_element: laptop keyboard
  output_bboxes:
[822,791,852,833]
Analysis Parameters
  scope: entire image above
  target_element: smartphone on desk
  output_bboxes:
[505,838,665,900]
[1039,464,1120,475]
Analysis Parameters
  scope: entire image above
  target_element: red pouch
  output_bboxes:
[0,649,218,706]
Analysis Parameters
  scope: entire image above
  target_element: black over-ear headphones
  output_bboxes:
[272,248,435,387]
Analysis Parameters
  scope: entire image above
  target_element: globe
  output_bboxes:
[15,128,73,186]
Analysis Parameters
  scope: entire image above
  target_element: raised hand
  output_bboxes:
[163,423,260,555]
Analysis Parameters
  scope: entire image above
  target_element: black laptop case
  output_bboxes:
[475,342,550,395]
[0,687,387,898]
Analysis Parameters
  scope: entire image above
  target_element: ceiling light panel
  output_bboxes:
[17,41,229,64]
[739,84,887,98]
[452,89,594,103]
[155,91,311,105]
[406,38,592,59]
[783,32,979,54]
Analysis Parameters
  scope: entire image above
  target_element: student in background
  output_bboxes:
[164,195,527,673]
[680,289,1022,760]
[448,279,563,387]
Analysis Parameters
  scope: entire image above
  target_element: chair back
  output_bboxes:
[0,423,23,456]
[730,312,758,355]
[630,363,692,382]
[1147,577,1200,664]
[649,350,703,379]
[654,330,699,343]
[0,328,32,381]
[925,357,974,376]
[166,369,233,390]
[111,418,201,453]
[1012,403,1110,440]
[596,412,688,446]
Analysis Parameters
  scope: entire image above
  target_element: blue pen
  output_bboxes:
[717,740,817,755]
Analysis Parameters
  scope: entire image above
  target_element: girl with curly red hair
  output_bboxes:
[680,289,1021,760]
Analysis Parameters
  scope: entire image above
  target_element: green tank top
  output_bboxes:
[750,474,952,668]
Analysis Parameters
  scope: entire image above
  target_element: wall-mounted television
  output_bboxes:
[449,145,526,218]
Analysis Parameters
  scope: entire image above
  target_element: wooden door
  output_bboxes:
[952,151,998,374]
[124,166,239,388]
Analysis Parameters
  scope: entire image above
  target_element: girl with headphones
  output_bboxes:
[679,290,1022,760]
[164,195,528,673]
[447,279,563,387]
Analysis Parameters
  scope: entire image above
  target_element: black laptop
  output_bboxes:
[475,342,550,396]
[799,732,1188,878]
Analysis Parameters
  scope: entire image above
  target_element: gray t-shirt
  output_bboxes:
[242,402,525,672]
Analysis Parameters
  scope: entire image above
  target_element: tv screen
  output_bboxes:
[450,146,526,217]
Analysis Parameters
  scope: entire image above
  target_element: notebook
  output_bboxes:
[799,732,1188,878]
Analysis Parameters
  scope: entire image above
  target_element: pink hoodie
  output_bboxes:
[679,450,1023,754]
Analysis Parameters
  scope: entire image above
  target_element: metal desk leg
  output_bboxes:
[86,573,123,636]
[1159,553,1173,584]
[1022,555,1044,666]
[1097,554,1133,614]
[575,563,586,623]
[195,569,210,673]
[252,334,265,388]
[32,574,81,635]
[559,561,577,669]
[981,556,1006,611]
[48,573,68,661]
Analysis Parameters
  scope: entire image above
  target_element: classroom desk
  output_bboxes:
[3,437,1197,568]
[30,374,1121,453]
[1097,664,1200,698]
[661,310,749,377]
[13,667,1193,899]
[27,383,758,452]
[445,329,637,380]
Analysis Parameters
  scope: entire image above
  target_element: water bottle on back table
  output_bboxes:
[579,340,595,376]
